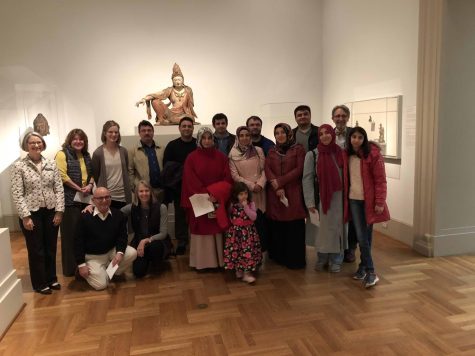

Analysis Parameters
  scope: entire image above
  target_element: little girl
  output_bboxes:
[345,127,390,288]
[224,182,262,284]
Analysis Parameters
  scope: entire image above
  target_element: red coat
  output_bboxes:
[343,143,390,225]
[265,144,307,221]
[181,148,233,234]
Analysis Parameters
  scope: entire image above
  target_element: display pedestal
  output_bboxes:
[0,228,24,338]
[122,124,211,240]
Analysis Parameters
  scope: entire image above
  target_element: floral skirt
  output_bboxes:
[223,224,262,272]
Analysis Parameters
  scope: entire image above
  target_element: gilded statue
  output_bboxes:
[136,63,197,125]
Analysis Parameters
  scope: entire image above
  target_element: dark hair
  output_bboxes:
[230,182,252,203]
[331,105,350,117]
[179,117,194,126]
[346,127,370,158]
[101,120,121,144]
[212,113,228,126]
[246,115,262,126]
[294,105,311,117]
[62,129,89,153]
[138,120,154,131]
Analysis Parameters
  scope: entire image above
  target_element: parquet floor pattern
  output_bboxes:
[2,232,475,355]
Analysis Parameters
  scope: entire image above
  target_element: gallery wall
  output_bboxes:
[321,0,419,242]
[436,0,475,239]
[0,0,323,224]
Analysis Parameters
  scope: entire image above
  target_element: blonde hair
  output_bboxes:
[133,180,157,206]
[101,120,121,144]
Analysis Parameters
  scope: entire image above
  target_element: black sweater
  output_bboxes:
[163,137,197,166]
[75,208,128,264]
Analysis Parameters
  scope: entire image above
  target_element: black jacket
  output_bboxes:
[213,133,236,156]
[292,124,319,152]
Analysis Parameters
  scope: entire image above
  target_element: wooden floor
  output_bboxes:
[2,233,475,355]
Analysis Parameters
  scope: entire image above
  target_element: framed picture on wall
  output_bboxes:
[345,95,402,159]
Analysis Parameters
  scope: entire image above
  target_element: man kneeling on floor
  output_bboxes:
[75,187,137,290]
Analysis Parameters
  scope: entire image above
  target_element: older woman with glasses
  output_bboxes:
[11,131,64,294]
[181,127,233,271]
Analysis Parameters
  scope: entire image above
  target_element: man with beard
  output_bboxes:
[162,117,197,255]
[212,113,235,156]
[128,120,164,203]
[246,115,275,156]
[292,105,319,152]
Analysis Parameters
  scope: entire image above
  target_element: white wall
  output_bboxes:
[0,0,323,138]
[321,0,419,227]
[0,0,323,222]
[436,0,475,234]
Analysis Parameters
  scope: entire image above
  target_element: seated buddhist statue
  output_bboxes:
[136,63,198,125]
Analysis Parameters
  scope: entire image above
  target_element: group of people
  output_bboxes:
[10,103,389,294]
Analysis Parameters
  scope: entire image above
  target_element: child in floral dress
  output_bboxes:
[224,182,262,284]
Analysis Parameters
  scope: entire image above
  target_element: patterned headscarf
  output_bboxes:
[229,126,257,160]
[196,127,214,149]
[274,123,295,154]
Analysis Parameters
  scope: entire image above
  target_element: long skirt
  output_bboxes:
[268,218,306,269]
[224,224,262,272]
[189,233,224,269]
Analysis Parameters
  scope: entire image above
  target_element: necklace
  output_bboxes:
[28,155,42,164]
[173,88,185,102]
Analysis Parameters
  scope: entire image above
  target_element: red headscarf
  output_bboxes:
[316,124,343,214]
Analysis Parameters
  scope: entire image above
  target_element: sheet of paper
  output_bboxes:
[309,210,320,226]
[189,193,215,217]
[106,261,119,280]
[73,191,92,204]
[280,195,289,207]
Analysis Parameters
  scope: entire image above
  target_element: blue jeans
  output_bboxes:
[349,199,374,273]
[317,252,343,266]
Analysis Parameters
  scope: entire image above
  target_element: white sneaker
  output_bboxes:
[242,272,256,284]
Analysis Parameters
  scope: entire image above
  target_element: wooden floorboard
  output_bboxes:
[2,232,475,355]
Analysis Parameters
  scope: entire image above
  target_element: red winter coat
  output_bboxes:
[181,147,233,234]
[265,144,307,221]
[343,143,390,225]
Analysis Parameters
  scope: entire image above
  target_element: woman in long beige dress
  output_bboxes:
[228,126,268,253]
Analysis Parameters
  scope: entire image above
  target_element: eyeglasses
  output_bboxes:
[93,195,111,201]
[28,141,43,146]
[333,114,348,118]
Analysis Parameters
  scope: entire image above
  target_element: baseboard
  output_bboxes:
[431,230,475,256]
[413,233,433,257]
[2,215,20,233]
[0,272,24,339]
[374,219,414,247]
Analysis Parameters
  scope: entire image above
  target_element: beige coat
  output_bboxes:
[128,141,164,200]
[228,146,266,212]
